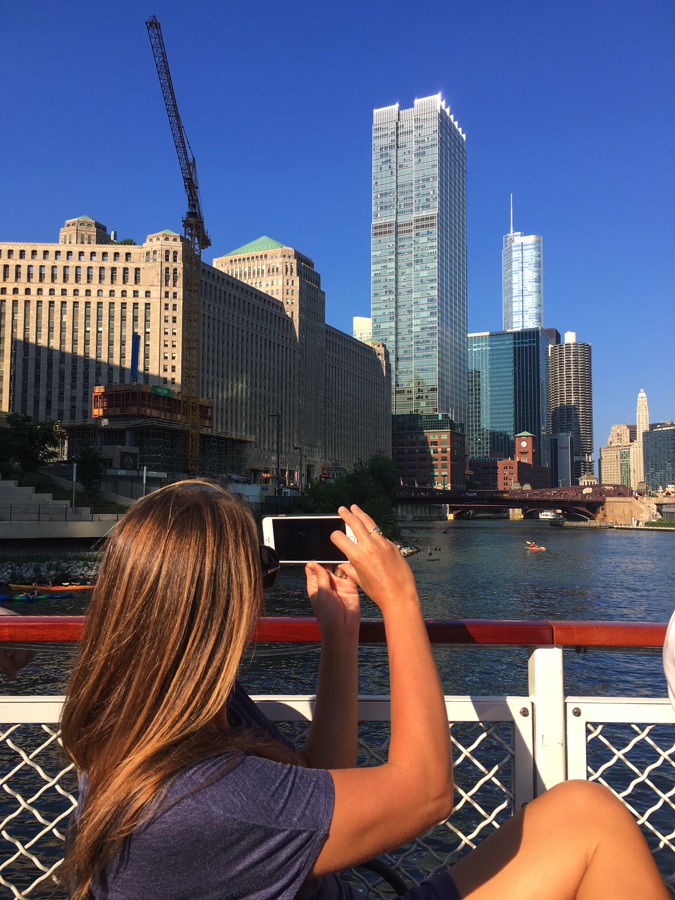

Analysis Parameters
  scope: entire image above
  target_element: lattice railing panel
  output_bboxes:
[566,697,675,894]
[0,723,76,898]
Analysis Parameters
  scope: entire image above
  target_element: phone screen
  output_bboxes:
[268,517,349,564]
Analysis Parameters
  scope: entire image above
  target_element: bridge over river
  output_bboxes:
[394,484,637,521]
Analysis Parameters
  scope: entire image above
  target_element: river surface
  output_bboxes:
[4,519,673,700]
[253,519,674,701]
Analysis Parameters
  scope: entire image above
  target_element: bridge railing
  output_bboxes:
[0,617,673,898]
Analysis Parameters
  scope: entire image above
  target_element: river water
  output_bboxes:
[3,519,673,699]
[250,519,674,701]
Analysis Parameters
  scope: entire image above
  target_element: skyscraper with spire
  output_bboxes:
[502,198,543,331]
[633,388,649,486]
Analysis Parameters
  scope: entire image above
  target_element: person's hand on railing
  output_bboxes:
[0,608,37,681]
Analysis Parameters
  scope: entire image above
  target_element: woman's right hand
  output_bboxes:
[329,505,419,614]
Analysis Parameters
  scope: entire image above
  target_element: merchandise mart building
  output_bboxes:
[371,95,468,488]
[0,218,391,481]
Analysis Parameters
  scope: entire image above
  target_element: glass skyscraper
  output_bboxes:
[467,328,550,466]
[371,94,467,428]
[502,229,543,331]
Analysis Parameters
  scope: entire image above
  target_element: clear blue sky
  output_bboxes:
[1,0,673,458]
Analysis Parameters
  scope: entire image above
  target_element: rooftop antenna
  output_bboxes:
[510,193,514,235]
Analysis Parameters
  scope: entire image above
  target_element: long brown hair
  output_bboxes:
[60,480,277,898]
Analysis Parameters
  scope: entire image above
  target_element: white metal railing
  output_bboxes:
[1,678,674,896]
[0,618,674,897]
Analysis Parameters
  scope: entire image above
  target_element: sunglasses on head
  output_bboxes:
[259,544,280,589]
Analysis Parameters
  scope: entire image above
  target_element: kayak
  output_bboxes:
[9,583,94,592]
[525,541,546,552]
[2,592,74,601]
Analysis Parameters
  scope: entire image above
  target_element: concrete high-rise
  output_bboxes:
[548,331,594,482]
[502,202,543,331]
[371,94,467,429]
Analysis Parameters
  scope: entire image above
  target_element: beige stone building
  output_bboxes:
[0,217,391,481]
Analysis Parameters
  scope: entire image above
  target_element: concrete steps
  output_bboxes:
[0,476,87,511]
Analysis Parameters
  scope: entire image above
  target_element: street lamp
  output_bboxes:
[268,413,281,497]
[294,445,303,492]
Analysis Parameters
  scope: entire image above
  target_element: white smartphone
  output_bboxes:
[261,515,356,564]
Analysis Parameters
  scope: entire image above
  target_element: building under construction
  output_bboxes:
[63,383,250,475]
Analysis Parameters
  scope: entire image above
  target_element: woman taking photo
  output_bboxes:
[60,480,666,898]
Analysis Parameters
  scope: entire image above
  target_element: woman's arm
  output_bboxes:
[295,563,360,770]
[310,505,453,876]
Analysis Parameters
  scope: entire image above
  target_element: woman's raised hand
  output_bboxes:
[328,505,419,614]
[305,560,361,640]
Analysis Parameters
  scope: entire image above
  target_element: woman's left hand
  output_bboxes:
[305,562,361,640]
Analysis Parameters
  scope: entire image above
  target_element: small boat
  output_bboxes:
[9,583,94,592]
[3,591,74,601]
[525,541,546,552]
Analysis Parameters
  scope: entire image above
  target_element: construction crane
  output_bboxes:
[146,15,210,476]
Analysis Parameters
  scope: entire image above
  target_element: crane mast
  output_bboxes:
[146,15,210,475]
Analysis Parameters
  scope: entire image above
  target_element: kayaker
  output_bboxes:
[59,480,668,899]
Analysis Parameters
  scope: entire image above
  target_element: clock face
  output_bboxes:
[520,440,528,448]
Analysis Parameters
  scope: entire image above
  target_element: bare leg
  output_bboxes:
[447,780,668,899]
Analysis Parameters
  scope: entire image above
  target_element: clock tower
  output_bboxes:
[515,431,536,466]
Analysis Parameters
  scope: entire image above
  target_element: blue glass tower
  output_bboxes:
[371,95,467,429]
[467,328,550,467]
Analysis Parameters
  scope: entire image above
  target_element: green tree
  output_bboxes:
[0,414,59,474]
[305,456,400,539]
[75,444,106,494]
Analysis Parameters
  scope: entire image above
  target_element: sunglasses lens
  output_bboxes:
[259,544,280,589]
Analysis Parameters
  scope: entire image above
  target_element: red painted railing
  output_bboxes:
[0,616,667,648]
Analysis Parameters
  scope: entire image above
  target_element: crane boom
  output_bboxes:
[146,15,210,250]
[146,15,208,475]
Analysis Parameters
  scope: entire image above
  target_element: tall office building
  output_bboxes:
[467,328,550,474]
[548,331,594,482]
[502,203,543,331]
[371,94,467,429]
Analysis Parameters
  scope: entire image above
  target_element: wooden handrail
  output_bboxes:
[0,616,668,648]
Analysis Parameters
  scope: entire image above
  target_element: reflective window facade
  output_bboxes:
[502,232,543,331]
[467,329,550,467]
[643,425,675,492]
[371,95,467,428]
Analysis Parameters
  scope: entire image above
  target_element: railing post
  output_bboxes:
[528,645,566,795]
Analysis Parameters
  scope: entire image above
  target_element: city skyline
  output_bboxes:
[1,0,673,457]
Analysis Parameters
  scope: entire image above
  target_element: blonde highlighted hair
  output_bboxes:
[60,480,280,898]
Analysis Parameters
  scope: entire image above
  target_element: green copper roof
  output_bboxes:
[74,215,94,221]
[159,229,180,235]
[515,431,535,437]
[224,236,286,256]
